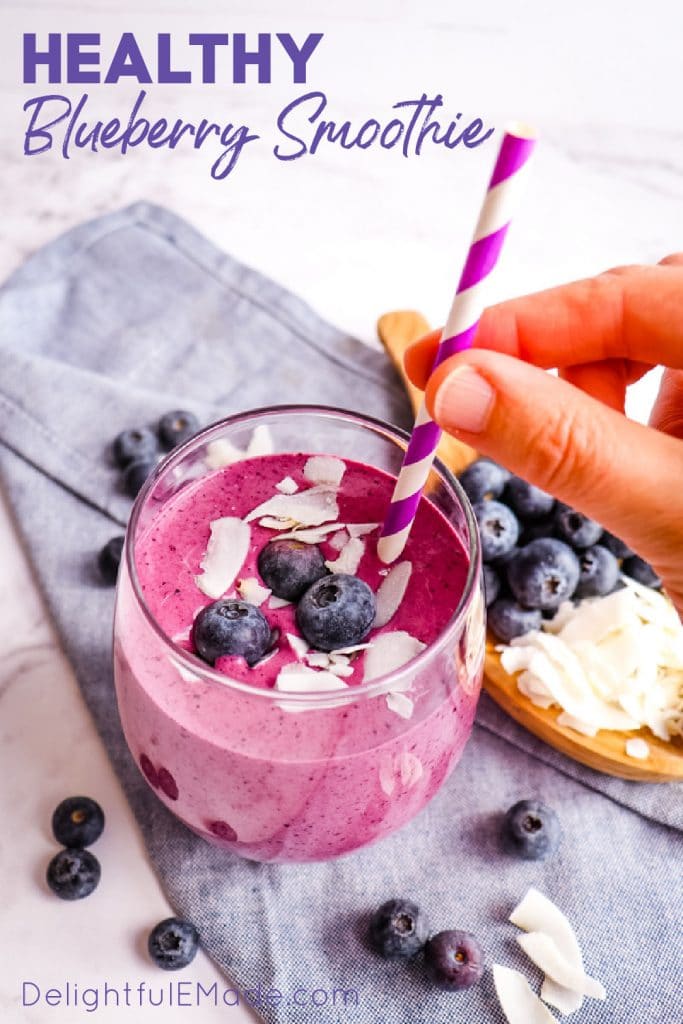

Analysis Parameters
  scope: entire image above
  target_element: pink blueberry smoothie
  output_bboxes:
[113,451,483,862]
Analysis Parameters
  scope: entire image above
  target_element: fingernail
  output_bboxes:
[433,366,495,433]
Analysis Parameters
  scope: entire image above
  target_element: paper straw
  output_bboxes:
[378,122,537,564]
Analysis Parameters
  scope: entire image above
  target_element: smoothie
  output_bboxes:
[114,416,484,862]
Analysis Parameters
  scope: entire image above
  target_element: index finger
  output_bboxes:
[406,261,683,385]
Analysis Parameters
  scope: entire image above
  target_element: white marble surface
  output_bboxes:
[1,2,682,1021]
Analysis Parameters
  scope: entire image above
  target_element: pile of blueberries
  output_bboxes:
[98,409,200,585]
[368,798,561,990]
[459,458,661,643]
[46,794,199,970]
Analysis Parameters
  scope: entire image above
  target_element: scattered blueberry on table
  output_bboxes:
[113,426,158,468]
[123,457,157,498]
[507,538,580,611]
[473,500,520,562]
[296,573,376,651]
[158,409,200,450]
[369,899,430,960]
[52,796,105,848]
[148,917,199,970]
[459,458,510,503]
[424,930,485,991]
[46,847,101,900]
[554,504,603,549]
[488,598,542,643]
[504,476,554,521]
[501,799,562,860]
[258,539,328,601]
[575,544,619,599]
[192,599,273,666]
[97,535,125,584]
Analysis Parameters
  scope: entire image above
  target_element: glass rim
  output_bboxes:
[124,404,482,706]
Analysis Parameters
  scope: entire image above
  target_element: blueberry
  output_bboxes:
[554,504,603,549]
[258,540,328,601]
[192,600,273,667]
[424,930,485,991]
[148,917,199,971]
[623,556,661,589]
[504,477,555,521]
[112,427,157,468]
[601,531,634,561]
[520,515,557,545]
[46,848,101,900]
[296,574,376,652]
[502,799,562,860]
[52,796,105,848]
[369,898,429,960]
[488,598,542,642]
[158,410,200,450]
[575,545,619,599]
[473,500,520,563]
[482,564,501,607]
[458,459,510,503]
[507,538,580,611]
[97,536,125,584]
[124,458,156,498]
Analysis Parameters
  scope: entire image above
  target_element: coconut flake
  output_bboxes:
[364,631,426,682]
[274,664,349,712]
[347,522,380,538]
[205,438,245,469]
[517,933,605,1000]
[325,537,365,575]
[510,888,585,1015]
[329,529,350,551]
[286,633,309,661]
[269,595,292,609]
[374,561,412,629]
[275,476,298,495]
[625,737,650,759]
[194,517,250,599]
[331,643,373,656]
[246,424,274,457]
[386,692,414,719]
[246,486,339,527]
[275,522,344,544]
[303,455,346,487]
[493,965,559,1024]
[237,577,271,607]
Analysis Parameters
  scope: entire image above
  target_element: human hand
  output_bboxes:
[405,256,683,613]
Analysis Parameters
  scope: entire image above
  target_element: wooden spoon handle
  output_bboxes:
[377,310,477,475]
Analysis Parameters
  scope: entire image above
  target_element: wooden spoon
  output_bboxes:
[378,309,683,782]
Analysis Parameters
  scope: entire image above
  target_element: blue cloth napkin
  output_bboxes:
[0,203,679,1023]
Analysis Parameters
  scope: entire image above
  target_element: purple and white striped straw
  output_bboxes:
[378,123,537,564]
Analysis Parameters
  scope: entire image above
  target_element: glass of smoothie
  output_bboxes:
[113,406,485,863]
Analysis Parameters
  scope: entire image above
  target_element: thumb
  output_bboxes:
[426,349,683,603]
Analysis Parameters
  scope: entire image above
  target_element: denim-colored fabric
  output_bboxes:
[0,203,679,1023]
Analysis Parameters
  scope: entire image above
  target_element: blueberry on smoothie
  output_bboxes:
[369,899,429,960]
[97,535,125,584]
[296,574,376,651]
[488,598,542,642]
[575,545,619,599]
[124,458,156,498]
[148,917,199,971]
[482,564,501,607]
[192,600,272,666]
[504,476,555,521]
[52,796,105,848]
[473,500,520,563]
[458,458,510,503]
[46,848,101,900]
[424,930,485,990]
[623,555,662,589]
[113,426,158,468]
[507,538,580,611]
[258,539,328,601]
[502,799,562,860]
[554,504,603,549]
[158,410,200,450]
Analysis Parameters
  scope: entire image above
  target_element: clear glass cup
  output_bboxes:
[113,406,485,863]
